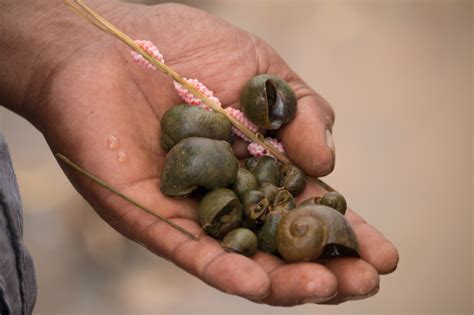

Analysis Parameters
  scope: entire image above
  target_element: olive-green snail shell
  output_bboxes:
[280,164,306,196]
[240,74,297,130]
[245,156,282,186]
[199,189,242,239]
[276,204,359,262]
[160,104,233,151]
[257,209,287,255]
[231,168,258,199]
[160,137,239,197]
[222,228,258,257]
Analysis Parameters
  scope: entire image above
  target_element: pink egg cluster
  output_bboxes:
[224,107,259,142]
[247,138,285,157]
[173,78,221,111]
[130,39,164,70]
[129,38,286,157]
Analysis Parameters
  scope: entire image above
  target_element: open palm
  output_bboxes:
[34,2,398,306]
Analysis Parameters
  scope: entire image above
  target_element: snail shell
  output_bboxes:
[257,209,287,255]
[245,155,282,186]
[231,168,258,199]
[280,164,306,196]
[300,196,322,207]
[222,228,258,257]
[276,205,359,262]
[160,137,238,197]
[160,104,232,151]
[199,188,242,239]
[240,74,297,129]
[259,182,279,204]
[320,191,347,215]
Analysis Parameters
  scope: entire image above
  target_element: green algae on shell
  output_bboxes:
[160,104,233,151]
[160,137,238,197]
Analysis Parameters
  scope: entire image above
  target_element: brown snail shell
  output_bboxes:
[245,156,282,186]
[160,104,233,151]
[199,189,242,239]
[276,204,359,262]
[280,164,306,196]
[221,228,258,257]
[231,168,258,199]
[320,192,347,215]
[240,74,297,129]
[160,137,238,197]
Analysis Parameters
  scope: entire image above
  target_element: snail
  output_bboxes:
[231,168,258,199]
[221,228,258,257]
[272,189,296,211]
[240,190,271,229]
[319,191,347,215]
[160,137,238,197]
[300,192,347,215]
[240,74,297,129]
[276,204,359,262]
[160,104,233,151]
[199,189,243,239]
[280,164,306,196]
[257,209,287,255]
[259,182,279,204]
[245,155,282,186]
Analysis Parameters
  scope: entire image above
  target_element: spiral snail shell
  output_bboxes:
[276,204,359,262]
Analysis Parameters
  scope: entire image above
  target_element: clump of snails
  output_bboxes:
[159,75,358,262]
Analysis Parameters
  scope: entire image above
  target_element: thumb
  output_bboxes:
[278,75,336,177]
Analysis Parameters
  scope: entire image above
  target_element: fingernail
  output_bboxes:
[325,129,335,154]
[303,291,338,304]
[347,285,380,301]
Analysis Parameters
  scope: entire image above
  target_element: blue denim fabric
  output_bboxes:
[0,135,36,315]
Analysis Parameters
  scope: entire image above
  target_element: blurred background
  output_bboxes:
[0,0,472,314]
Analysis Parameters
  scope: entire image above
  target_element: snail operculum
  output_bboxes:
[160,104,233,151]
[240,74,297,130]
[199,188,243,239]
[280,164,306,196]
[245,155,282,186]
[160,137,239,197]
[221,228,258,257]
[276,204,359,262]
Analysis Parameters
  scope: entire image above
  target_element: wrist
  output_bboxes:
[0,0,117,121]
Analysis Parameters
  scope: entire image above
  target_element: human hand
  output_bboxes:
[1,0,398,306]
